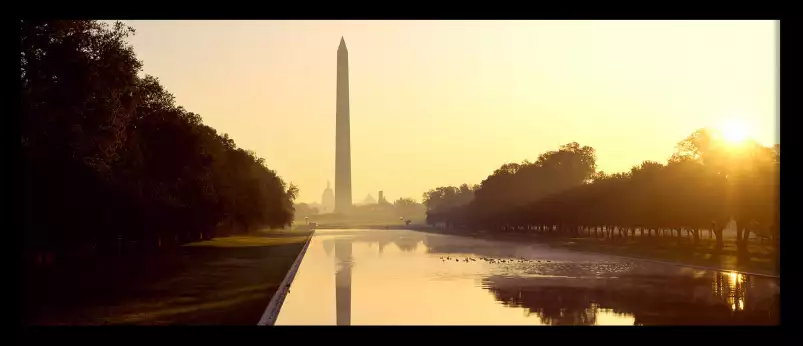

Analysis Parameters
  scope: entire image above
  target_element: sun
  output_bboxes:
[717,119,750,145]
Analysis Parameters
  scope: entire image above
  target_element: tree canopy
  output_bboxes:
[21,20,297,260]
[423,132,779,262]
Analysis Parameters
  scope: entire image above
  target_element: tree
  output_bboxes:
[469,142,597,227]
[420,129,778,267]
[669,128,779,256]
[21,20,298,263]
[294,203,320,219]
[393,197,425,220]
[22,20,143,255]
[423,184,477,228]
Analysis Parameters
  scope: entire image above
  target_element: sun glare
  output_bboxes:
[718,119,750,145]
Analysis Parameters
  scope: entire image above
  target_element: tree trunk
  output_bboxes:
[714,227,724,251]
[735,223,749,260]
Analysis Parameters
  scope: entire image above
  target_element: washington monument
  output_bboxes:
[335,37,352,213]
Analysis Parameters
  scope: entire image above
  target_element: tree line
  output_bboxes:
[297,197,426,224]
[21,20,297,264]
[423,130,779,266]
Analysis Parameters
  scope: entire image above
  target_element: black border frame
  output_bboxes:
[14,14,792,345]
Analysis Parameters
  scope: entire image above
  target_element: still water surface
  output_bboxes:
[275,229,779,325]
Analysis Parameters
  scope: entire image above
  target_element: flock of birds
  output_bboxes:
[438,256,552,264]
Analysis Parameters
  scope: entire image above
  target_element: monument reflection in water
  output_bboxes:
[274,229,779,325]
[335,239,352,325]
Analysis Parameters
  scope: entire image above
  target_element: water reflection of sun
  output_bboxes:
[726,272,746,312]
[728,272,740,285]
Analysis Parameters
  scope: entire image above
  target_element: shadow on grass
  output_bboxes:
[552,237,774,273]
[24,234,309,325]
[418,228,776,276]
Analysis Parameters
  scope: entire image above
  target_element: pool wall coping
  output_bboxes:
[258,230,315,326]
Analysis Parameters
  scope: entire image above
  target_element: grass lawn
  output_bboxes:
[23,230,311,325]
[545,237,776,275]
[423,228,778,277]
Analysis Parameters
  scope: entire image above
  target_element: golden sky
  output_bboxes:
[122,20,779,204]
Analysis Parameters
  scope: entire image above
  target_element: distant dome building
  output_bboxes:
[322,181,335,213]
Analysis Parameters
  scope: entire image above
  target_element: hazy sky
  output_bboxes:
[121,20,779,204]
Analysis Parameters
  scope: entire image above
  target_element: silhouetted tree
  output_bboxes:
[21,20,297,264]
[422,184,477,228]
[393,197,425,220]
[467,142,597,229]
[422,130,778,266]
[294,203,320,219]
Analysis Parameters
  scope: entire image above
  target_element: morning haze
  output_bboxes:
[121,20,777,204]
[22,19,780,327]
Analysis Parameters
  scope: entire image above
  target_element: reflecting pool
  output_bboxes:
[274,229,779,325]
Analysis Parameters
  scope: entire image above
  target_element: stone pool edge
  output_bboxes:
[257,230,315,326]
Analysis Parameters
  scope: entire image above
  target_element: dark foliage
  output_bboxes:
[21,20,297,263]
[423,133,779,270]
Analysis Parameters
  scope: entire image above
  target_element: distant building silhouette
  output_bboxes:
[335,37,352,213]
[321,181,335,213]
[363,194,376,205]
[378,191,387,204]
